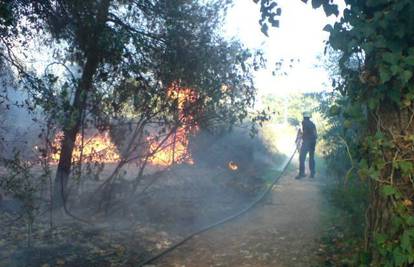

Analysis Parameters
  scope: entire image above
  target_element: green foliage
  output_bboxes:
[0,1,269,203]
[256,0,338,36]
[0,0,273,248]
[254,0,414,265]
[261,93,322,126]
[11,0,264,134]
[316,89,369,266]
[255,0,282,36]
[0,153,50,246]
[0,0,19,37]
[321,1,414,266]
[320,178,369,266]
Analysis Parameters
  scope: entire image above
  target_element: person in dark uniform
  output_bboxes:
[296,112,317,179]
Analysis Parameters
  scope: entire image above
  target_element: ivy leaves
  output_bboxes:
[380,52,414,86]
[376,50,414,107]
[255,0,339,36]
[254,0,282,36]
[320,1,414,265]
[309,0,339,16]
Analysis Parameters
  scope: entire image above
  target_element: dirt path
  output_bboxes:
[151,172,324,267]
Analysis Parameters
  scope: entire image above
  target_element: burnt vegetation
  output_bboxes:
[0,1,278,266]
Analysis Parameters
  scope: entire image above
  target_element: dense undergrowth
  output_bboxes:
[316,92,370,266]
[318,157,370,266]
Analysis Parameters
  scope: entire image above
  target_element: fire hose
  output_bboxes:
[138,147,298,266]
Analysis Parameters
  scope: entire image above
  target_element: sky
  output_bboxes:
[224,0,344,97]
[12,0,343,100]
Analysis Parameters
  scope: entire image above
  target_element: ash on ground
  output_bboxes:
[0,130,282,267]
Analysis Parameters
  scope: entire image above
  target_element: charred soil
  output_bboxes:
[0,161,269,267]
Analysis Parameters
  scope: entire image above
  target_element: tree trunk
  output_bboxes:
[366,101,414,263]
[54,0,111,207]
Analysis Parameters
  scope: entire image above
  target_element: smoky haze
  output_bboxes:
[0,64,45,160]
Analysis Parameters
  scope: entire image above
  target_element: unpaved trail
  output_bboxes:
[152,172,324,267]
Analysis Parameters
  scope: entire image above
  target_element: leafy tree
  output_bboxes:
[261,93,322,126]
[1,0,263,209]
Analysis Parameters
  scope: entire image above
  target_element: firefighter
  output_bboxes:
[296,111,317,179]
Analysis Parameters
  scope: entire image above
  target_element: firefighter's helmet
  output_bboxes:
[303,111,311,118]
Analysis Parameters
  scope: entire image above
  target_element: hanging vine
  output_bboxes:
[325,1,414,265]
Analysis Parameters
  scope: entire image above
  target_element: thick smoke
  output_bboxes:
[0,64,43,160]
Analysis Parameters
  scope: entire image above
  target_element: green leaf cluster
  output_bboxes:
[321,1,414,265]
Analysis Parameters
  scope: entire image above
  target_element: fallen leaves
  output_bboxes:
[403,199,413,207]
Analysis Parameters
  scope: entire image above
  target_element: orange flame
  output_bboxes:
[148,128,194,166]
[51,84,197,167]
[148,84,197,166]
[51,131,120,163]
[228,161,238,171]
